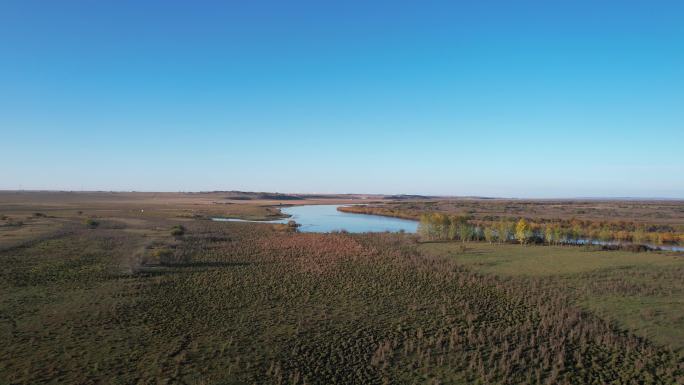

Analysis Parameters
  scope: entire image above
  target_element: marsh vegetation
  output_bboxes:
[341,201,684,250]
[0,192,682,384]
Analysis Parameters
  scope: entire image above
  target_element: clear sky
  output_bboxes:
[2,1,683,197]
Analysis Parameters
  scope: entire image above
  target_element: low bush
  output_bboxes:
[286,220,300,232]
[171,224,186,237]
[152,248,175,264]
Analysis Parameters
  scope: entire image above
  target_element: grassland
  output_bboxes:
[420,242,684,351]
[343,199,684,225]
[1,192,683,384]
[420,242,682,276]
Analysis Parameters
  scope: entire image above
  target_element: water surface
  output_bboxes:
[572,238,684,252]
[213,204,418,233]
[213,207,683,250]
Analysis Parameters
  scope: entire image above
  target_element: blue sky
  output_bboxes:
[2,1,683,197]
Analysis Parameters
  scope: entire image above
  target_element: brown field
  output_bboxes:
[0,191,375,250]
[339,198,684,225]
[1,191,683,384]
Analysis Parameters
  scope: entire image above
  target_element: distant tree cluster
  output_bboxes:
[418,214,534,245]
[418,213,683,246]
[419,213,488,242]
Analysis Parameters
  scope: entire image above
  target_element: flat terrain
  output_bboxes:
[352,198,684,226]
[421,242,684,350]
[1,192,683,384]
[420,242,683,276]
[0,191,370,251]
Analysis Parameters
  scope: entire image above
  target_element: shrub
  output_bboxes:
[84,218,99,228]
[153,248,175,264]
[171,225,186,237]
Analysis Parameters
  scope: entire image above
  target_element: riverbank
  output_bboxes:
[336,204,419,220]
[342,203,684,251]
[216,205,418,233]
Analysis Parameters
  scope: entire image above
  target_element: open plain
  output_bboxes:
[1,192,682,384]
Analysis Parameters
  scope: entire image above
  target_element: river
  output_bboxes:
[212,204,418,233]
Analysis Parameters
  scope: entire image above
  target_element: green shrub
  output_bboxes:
[83,218,99,228]
[171,225,186,237]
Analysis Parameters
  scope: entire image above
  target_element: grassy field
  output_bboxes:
[1,192,683,384]
[420,242,684,350]
[419,242,683,276]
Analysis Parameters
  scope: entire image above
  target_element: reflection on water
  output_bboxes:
[572,238,684,252]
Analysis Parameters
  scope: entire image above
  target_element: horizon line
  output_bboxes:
[1,189,683,201]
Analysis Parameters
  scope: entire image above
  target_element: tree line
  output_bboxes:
[418,213,683,246]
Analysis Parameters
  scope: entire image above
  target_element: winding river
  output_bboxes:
[212,204,418,233]
[212,205,683,251]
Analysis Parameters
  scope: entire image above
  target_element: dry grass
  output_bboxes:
[345,199,684,226]
[1,192,683,384]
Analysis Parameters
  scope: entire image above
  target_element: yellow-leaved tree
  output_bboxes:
[515,218,529,246]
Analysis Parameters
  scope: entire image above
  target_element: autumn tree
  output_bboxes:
[458,222,472,243]
[484,227,496,243]
[553,225,563,244]
[496,220,512,244]
[598,226,612,242]
[446,221,456,240]
[632,226,647,244]
[418,214,434,240]
[544,225,554,245]
[431,213,450,240]
[515,219,529,246]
